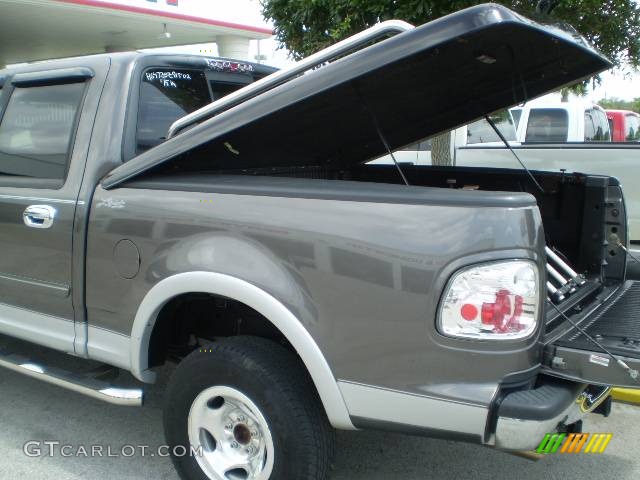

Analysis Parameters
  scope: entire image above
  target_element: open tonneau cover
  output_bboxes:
[102,3,611,189]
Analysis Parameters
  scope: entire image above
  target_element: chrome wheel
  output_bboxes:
[188,386,274,480]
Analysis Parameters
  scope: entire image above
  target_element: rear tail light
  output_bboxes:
[438,260,539,340]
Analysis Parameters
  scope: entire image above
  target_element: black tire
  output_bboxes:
[163,336,335,480]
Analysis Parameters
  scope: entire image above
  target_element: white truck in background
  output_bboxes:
[368,114,518,166]
[511,101,611,142]
[372,110,640,240]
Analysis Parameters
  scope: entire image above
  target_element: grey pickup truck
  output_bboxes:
[0,4,638,480]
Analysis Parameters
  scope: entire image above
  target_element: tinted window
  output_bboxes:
[525,108,568,142]
[626,114,640,141]
[402,139,431,152]
[511,108,522,129]
[0,83,85,179]
[585,108,610,142]
[594,108,611,141]
[210,81,245,102]
[137,68,212,154]
[467,113,516,144]
[584,110,596,141]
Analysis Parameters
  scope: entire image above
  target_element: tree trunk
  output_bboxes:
[431,131,453,166]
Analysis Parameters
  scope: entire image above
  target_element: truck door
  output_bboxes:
[0,62,107,352]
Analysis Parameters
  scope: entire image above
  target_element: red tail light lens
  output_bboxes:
[439,261,539,340]
[460,303,478,321]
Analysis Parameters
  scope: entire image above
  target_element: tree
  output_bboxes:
[262,0,640,67]
[597,97,640,112]
[262,0,640,164]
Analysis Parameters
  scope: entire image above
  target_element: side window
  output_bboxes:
[0,82,85,179]
[136,68,212,154]
[626,115,640,141]
[511,108,522,129]
[584,109,596,142]
[466,113,516,144]
[525,108,568,142]
[594,109,610,141]
[401,139,431,152]
[585,109,610,142]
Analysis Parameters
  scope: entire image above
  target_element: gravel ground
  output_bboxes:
[0,336,638,480]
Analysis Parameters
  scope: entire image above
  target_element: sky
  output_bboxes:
[586,70,639,102]
[99,0,639,100]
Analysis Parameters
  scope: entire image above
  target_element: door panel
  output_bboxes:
[0,194,76,318]
[0,58,109,336]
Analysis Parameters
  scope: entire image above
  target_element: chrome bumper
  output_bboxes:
[494,382,586,451]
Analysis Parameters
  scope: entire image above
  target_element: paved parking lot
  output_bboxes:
[0,337,638,480]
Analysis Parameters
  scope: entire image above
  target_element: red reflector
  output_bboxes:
[460,303,478,321]
[481,302,494,324]
[481,290,512,327]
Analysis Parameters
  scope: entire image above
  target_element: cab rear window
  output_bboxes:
[525,108,568,142]
[136,68,212,154]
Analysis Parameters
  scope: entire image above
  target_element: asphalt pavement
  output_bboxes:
[0,336,638,480]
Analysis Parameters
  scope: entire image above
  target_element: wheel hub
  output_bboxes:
[233,424,252,445]
[188,386,274,480]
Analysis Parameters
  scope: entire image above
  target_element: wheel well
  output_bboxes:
[148,292,289,368]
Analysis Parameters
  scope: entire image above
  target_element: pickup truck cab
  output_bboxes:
[0,5,638,480]
[607,109,640,142]
[511,101,611,142]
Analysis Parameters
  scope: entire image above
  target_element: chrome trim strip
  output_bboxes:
[338,381,488,436]
[0,351,142,407]
[0,303,74,352]
[0,272,70,297]
[129,271,354,430]
[0,194,79,205]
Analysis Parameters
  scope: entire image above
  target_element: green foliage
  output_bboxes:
[597,97,640,112]
[261,0,640,70]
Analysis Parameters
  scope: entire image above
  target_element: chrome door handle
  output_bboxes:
[23,205,56,229]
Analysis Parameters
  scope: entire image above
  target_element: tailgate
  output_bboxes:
[543,281,640,388]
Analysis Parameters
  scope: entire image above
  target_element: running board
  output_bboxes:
[0,350,143,407]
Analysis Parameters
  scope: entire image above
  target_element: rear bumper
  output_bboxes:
[494,380,586,450]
